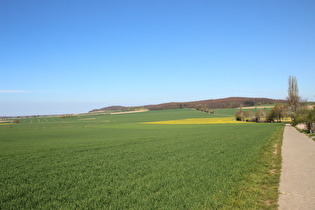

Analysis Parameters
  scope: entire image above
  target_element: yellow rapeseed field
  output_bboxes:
[0,122,10,125]
[142,117,248,124]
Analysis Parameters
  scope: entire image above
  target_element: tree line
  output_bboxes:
[235,76,315,133]
[143,97,285,111]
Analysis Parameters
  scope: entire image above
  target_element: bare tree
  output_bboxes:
[255,109,265,122]
[273,103,285,122]
[235,105,244,121]
[287,76,301,113]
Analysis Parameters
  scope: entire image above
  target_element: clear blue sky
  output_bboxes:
[1,0,314,116]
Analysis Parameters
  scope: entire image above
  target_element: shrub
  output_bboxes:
[293,106,315,133]
[235,110,245,121]
[266,104,285,122]
[266,110,277,122]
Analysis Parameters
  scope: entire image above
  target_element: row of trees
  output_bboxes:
[235,76,315,133]
[195,106,215,114]
[286,76,315,133]
[235,104,287,122]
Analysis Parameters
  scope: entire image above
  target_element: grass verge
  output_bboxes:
[294,126,315,141]
[225,124,284,209]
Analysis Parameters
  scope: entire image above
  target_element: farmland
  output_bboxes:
[0,109,283,209]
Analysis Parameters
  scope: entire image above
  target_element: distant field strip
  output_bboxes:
[78,118,96,120]
[142,117,247,124]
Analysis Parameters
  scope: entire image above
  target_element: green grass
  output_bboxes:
[0,109,283,209]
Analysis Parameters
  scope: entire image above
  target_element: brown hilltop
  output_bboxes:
[143,97,285,110]
[90,97,286,112]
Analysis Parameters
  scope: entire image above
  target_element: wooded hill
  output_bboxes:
[90,97,286,112]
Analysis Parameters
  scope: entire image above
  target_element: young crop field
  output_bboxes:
[0,109,283,209]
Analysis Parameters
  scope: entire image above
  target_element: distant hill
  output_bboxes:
[89,106,129,112]
[90,97,286,112]
[143,97,286,110]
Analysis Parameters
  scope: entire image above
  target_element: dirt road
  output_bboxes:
[278,124,315,209]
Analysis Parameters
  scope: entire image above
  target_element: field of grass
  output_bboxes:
[0,109,283,209]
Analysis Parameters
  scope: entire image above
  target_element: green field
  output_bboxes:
[0,109,283,209]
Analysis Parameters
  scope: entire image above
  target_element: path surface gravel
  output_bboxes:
[278,124,315,210]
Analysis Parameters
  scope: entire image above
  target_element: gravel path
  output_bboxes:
[278,124,315,210]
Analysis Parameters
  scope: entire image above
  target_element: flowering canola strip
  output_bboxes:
[141,117,248,124]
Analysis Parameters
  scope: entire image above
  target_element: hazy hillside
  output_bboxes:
[90,97,286,112]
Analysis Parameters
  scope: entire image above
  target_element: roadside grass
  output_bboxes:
[225,124,284,209]
[294,126,315,141]
[0,109,284,209]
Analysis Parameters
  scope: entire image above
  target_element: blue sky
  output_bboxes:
[1,0,314,116]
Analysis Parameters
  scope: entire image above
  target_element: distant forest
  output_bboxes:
[90,97,286,112]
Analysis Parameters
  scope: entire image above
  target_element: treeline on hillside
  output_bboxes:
[89,106,143,113]
[90,97,285,113]
[143,97,285,110]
